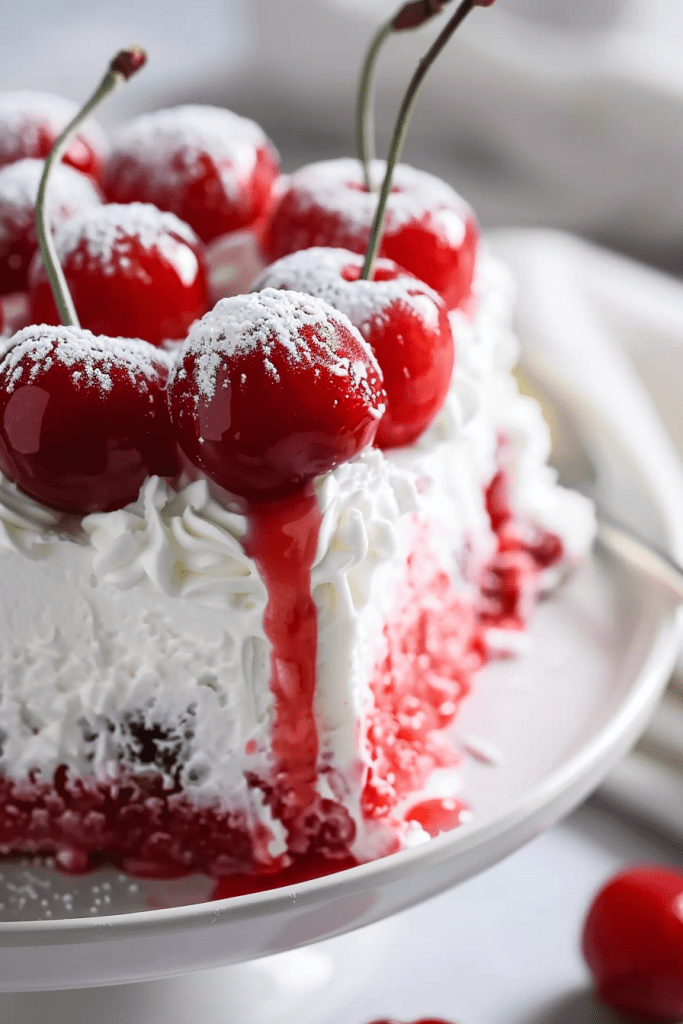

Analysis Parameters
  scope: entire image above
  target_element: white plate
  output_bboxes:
[0,369,680,992]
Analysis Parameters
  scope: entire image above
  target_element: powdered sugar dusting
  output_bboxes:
[0,158,101,249]
[47,202,201,284]
[280,158,471,243]
[177,287,383,405]
[0,325,167,396]
[111,106,272,201]
[0,91,108,166]
[254,247,444,334]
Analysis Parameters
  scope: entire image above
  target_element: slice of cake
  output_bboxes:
[0,236,593,880]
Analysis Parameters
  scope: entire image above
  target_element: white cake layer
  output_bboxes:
[0,251,595,861]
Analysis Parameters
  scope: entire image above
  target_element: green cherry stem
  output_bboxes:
[361,0,492,281]
[356,2,456,192]
[35,46,147,327]
[356,19,393,192]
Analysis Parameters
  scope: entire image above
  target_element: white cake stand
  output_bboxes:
[0,287,682,1022]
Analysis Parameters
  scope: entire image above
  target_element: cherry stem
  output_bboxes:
[361,0,480,281]
[35,46,147,328]
[356,3,456,192]
[356,20,393,192]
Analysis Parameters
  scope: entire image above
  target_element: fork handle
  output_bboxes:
[597,517,683,602]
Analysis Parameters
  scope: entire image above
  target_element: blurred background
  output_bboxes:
[2,0,683,271]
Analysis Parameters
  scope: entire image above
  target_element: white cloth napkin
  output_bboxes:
[490,227,683,839]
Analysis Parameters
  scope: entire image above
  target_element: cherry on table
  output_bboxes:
[582,863,683,1019]
[0,324,177,514]
[167,287,386,501]
[0,157,101,295]
[261,158,478,312]
[0,90,108,181]
[255,247,454,449]
[104,105,280,245]
[29,202,209,346]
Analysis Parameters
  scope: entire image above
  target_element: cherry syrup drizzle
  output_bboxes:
[405,797,470,837]
[245,486,323,837]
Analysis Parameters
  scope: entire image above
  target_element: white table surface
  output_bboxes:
[320,800,683,1024]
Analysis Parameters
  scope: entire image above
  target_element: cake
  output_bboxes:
[0,83,594,886]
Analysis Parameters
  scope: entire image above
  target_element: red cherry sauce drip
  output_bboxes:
[245,485,323,837]
[212,852,357,900]
[482,468,563,629]
[405,797,470,838]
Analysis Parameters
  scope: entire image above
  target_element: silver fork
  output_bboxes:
[519,364,683,601]
[519,364,683,840]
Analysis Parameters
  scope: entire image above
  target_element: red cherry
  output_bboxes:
[0,158,101,295]
[167,288,386,501]
[104,105,280,245]
[29,202,209,346]
[0,90,108,181]
[0,324,176,514]
[582,864,683,1019]
[255,247,454,449]
[261,158,478,311]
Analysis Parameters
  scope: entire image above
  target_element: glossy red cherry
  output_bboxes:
[255,247,454,448]
[104,105,280,245]
[0,90,108,181]
[0,158,101,295]
[167,288,386,501]
[261,158,478,311]
[29,202,209,346]
[582,864,683,1019]
[0,324,176,514]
